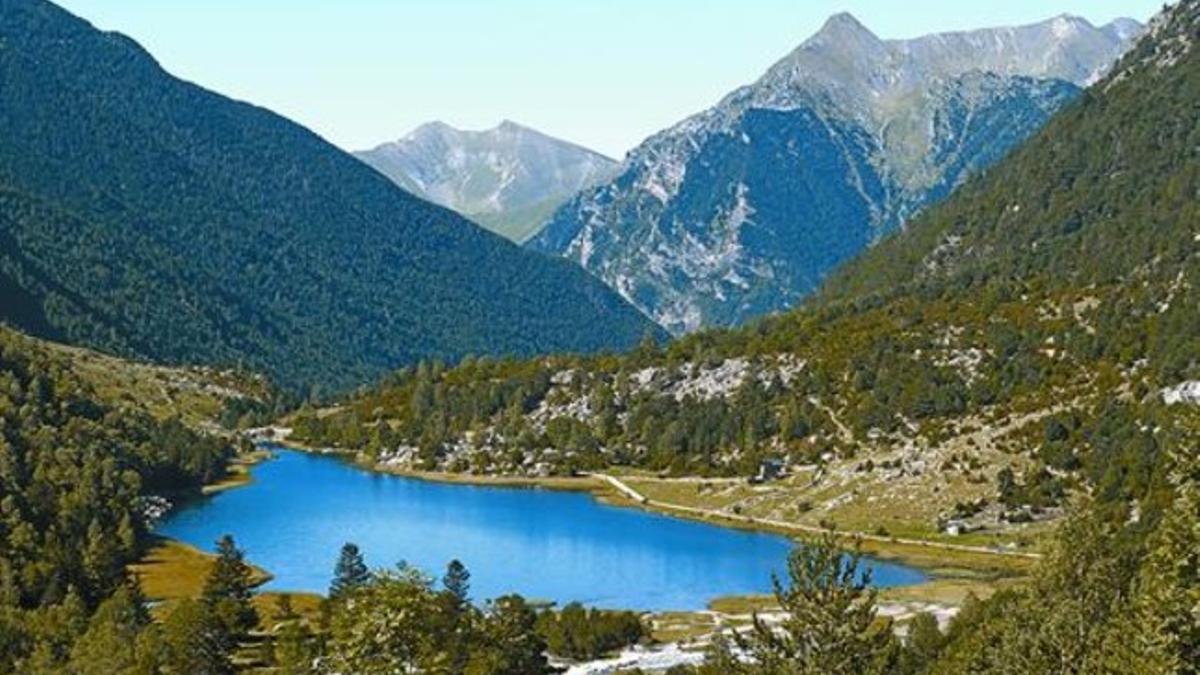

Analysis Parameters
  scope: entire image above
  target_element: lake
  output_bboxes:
[158,448,925,610]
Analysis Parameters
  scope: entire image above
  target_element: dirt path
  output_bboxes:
[592,473,1042,561]
[808,396,856,445]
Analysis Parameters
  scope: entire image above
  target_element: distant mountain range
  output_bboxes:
[529,13,1143,334]
[356,121,619,243]
[0,0,660,394]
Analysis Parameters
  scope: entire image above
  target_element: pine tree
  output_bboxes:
[1101,450,1200,674]
[443,559,471,607]
[201,535,259,638]
[116,513,138,558]
[82,519,120,601]
[273,619,318,675]
[732,532,899,674]
[441,559,473,673]
[899,612,946,673]
[275,593,298,623]
[162,599,234,675]
[270,594,318,675]
[330,542,371,599]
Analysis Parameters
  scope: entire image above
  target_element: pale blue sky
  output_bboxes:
[54,0,1163,158]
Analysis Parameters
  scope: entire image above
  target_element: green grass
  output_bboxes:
[616,473,1046,576]
[3,327,268,429]
[707,594,779,615]
[878,576,1021,606]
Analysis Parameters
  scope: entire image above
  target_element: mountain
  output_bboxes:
[356,121,619,243]
[299,0,1198,560]
[0,0,662,394]
[530,13,1142,334]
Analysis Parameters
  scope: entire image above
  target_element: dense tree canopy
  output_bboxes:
[0,0,660,395]
[0,331,239,671]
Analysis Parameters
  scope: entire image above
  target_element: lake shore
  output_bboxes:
[135,440,1025,654]
[269,438,1035,603]
[131,447,326,625]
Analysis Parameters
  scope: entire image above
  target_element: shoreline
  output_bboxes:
[136,439,1027,645]
[269,438,1038,586]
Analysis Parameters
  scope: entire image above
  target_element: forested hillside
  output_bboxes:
[1,0,1197,671]
[0,326,252,670]
[0,0,659,396]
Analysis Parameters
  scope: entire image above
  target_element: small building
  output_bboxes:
[942,519,980,537]
[751,458,786,484]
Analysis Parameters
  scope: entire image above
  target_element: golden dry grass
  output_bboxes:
[128,537,273,604]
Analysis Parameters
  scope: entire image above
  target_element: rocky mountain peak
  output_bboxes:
[529,12,1146,334]
[809,12,880,44]
[1048,13,1093,37]
[496,119,527,133]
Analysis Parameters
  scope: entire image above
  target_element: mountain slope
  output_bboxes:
[298,4,1197,551]
[356,121,619,243]
[821,10,1197,312]
[530,14,1140,334]
[0,0,660,394]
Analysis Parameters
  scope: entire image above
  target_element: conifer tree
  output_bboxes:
[272,619,318,675]
[269,594,319,675]
[201,535,259,639]
[68,583,157,675]
[899,612,947,673]
[443,559,471,608]
[1101,450,1200,674]
[732,532,899,674]
[330,542,371,599]
[162,599,234,675]
[441,559,474,673]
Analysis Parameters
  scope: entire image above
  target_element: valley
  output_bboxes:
[1,0,1197,672]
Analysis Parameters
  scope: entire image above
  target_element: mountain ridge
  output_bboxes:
[530,13,1141,334]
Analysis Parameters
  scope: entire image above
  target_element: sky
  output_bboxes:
[53,0,1164,159]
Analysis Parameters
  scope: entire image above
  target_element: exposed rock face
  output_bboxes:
[530,14,1141,334]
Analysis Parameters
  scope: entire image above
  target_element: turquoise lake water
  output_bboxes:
[158,448,925,610]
